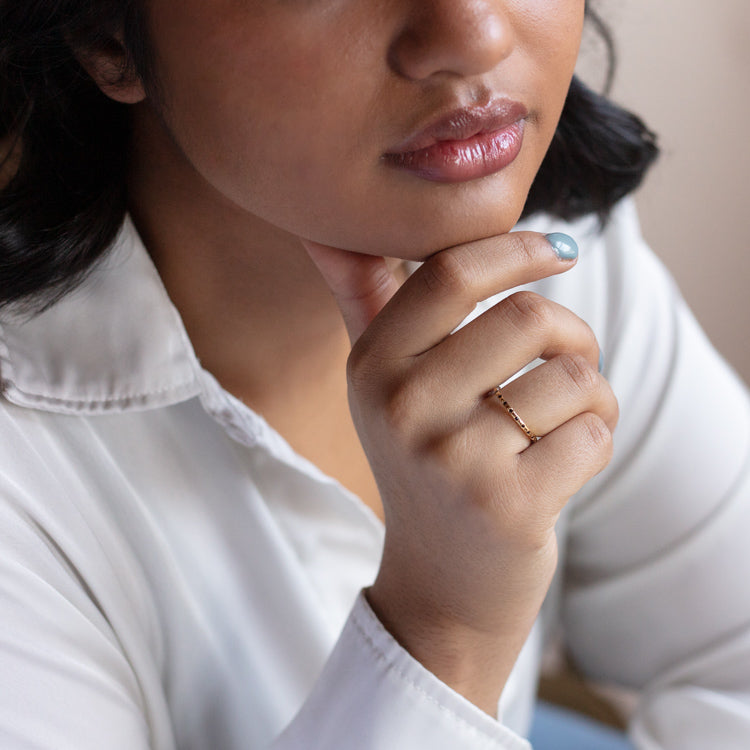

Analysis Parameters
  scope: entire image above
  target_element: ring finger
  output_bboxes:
[481,353,618,452]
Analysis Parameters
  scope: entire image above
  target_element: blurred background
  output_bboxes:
[579,0,750,383]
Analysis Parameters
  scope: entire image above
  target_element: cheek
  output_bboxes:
[512,1,584,151]
[518,0,585,78]
[140,0,587,258]
[150,7,376,216]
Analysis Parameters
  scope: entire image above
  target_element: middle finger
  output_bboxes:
[413,290,601,415]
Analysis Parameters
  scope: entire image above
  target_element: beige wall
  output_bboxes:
[580,1,750,383]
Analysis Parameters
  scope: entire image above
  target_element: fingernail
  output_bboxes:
[598,350,605,373]
[546,232,579,261]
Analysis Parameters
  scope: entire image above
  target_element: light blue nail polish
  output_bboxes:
[546,232,579,261]
[598,350,605,373]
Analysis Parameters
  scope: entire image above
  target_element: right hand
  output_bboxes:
[303,231,618,713]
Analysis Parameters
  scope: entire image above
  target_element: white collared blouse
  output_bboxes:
[0,200,749,749]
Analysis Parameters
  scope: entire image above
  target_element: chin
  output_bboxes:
[359,198,529,261]
[293,170,534,261]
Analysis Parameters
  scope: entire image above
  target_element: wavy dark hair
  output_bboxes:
[0,2,658,314]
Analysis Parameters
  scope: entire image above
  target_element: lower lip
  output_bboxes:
[385,121,525,183]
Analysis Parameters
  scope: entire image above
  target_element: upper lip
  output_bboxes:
[385,99,529,155]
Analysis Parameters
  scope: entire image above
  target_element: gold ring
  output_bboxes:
[486,386,540,443]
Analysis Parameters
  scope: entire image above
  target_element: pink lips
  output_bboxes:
[384,100,528,183]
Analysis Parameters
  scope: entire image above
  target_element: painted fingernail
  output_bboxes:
[598,350,605,373]
[546,232,579,261]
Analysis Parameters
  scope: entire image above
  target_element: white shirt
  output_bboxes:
[0,199,748,749]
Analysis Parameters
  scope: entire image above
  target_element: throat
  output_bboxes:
[125,104,386,521]
[213,325,385,524]
[294,413,384,525]
[241,369,384,524]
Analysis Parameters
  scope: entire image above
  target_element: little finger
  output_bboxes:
[517,412,615,513]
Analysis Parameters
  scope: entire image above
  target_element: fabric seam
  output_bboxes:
[350,603,527,749]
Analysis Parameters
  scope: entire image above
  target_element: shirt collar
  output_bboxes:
[0,209,593,418]
[0,217,203,415]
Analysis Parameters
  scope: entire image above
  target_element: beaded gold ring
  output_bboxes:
[486,386,540,443]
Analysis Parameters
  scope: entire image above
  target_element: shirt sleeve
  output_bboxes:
[0,521,530,750]
[0,407,531,750]
[0,493,154,750]
[559,201,750,749]
[271,591,530,750]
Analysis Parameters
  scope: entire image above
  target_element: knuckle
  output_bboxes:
[505,232,542,269]
[346,341,370,388]
[558,353,600,398]
[580,322,600,357]
[346,340,390,396]
[421,249,479,296]
[579,412,614,460]
[503,290,553,332]
[381,378,421,434]
[427,429,471,469]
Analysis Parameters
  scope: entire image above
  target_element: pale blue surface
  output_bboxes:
[545,232,579,260]
[529,702,634,750]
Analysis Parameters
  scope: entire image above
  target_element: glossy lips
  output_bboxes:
[384,100,528,183]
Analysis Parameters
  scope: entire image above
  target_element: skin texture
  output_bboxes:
[83,0,617,716]
[103,0,585,257]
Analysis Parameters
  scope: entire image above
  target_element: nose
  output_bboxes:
[388,1,514,81]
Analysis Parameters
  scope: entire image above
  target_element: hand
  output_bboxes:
[303,232,618,714]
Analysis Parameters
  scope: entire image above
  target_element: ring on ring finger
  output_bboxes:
[486,385,540,444]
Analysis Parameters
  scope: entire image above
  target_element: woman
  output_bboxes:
[0,1,748,748]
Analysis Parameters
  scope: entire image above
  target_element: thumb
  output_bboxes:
[302,239,401,345]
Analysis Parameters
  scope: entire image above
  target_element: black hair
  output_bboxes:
[0,2,657,314]
[522,6,658,221]
[0,0,154,314]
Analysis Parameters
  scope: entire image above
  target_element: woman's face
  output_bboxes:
[140,0,585,260]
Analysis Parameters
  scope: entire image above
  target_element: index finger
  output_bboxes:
[357,231,578,359]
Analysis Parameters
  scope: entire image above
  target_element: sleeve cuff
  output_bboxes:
[272,590,530,750]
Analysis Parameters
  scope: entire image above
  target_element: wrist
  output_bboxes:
[364,583,532,715]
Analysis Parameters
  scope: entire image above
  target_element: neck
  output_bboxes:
[125,104,391,520]
[126,105,351,409]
